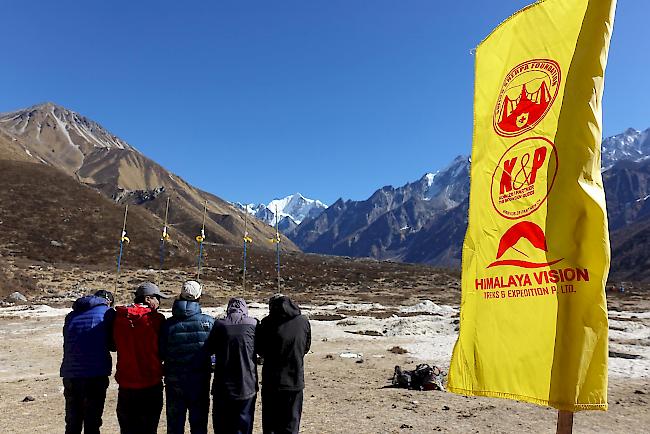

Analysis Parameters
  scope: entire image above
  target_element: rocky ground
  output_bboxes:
[0,260,648,433]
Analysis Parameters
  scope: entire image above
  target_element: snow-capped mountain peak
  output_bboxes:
[236,193,327,230]
[267,193,326,224]
[419,155,470,202]
[601,127,650,169]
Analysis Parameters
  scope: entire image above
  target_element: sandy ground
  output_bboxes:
[0,294,649,434]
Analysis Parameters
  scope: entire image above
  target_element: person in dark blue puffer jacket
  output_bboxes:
[159,281,215,434]
[60,289,115,434]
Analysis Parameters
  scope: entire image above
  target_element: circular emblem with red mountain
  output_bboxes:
[493,59,561,137]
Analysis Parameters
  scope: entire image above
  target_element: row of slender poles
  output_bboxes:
[113,200,282,295]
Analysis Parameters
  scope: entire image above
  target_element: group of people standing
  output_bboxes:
[60,281,311,434]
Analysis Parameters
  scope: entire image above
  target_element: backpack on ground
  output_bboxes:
[391,364,446,391]
[392,365,412,388]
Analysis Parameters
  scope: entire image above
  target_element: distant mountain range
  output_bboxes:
[2,101,648,281]
[0,102,299,264]
[235,193,327,233]
[288,155,470,265]
[282,127,650,281]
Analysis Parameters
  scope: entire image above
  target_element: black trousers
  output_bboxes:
[166,379,210,434]
[212,393,256,434]
[116,383,164,434]
[63,377,109,434]
[261,389,303,434]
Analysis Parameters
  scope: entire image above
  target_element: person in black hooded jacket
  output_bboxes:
[256,295,311,434]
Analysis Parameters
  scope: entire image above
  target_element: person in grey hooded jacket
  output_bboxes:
[206,298,258,434]
[159,281,214,434]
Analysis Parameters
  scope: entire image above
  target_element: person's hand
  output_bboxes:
[144,295,160,310]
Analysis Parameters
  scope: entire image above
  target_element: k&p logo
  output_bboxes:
[490,136,558,220]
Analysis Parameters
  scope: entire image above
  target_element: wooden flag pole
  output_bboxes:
[556,410,573,434]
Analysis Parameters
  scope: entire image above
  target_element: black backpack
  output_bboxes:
[392,364,445,391]
[392,365,412,388]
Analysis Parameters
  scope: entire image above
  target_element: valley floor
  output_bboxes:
[0,267,648,433]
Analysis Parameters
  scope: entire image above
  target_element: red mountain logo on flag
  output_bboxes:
[488,221,563,269]
[493,59,561,137]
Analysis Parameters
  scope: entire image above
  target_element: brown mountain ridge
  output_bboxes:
[0,159,193,268]
[0,102,298,255]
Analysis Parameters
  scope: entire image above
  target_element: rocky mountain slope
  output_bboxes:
[603,158,650,231]
[0,103,298,252]
[0,160,193,268]
[603,157,650,281]
[289,156,470,261]
[601,128,650,170]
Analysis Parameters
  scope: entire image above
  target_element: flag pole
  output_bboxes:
[196,200,207,281]
[275,205,281,293]
[159,197,170,285]
[114,204,129,294]
[556,411,573,434]
[243,206,249,291]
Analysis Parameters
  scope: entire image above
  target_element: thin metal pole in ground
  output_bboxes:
[158,197,170,286]
[114,204,129,295]
[196,200,207,281]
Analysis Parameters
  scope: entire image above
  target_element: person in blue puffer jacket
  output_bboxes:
[159,280,215,434]
[60,289,115,434]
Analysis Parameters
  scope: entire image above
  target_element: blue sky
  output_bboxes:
[1,1,647,204]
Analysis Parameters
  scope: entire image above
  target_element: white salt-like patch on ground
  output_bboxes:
[339,352,362,359]
[1,302,648,378]
[312,302,387,312]
[399,300,458,315]
[0,304,69,318]
[608,313,650,378]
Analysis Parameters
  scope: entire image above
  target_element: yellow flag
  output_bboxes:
[448,0,616,412]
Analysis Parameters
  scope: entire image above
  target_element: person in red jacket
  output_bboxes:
[113,282,169,434]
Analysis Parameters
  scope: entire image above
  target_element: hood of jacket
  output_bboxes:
[172,299,201,319]
[225,297,249,324]
[268,295,301,322]
[72,295,109,312]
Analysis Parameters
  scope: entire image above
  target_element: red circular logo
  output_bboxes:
[490,136,558,220]
[493,59,561,137]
